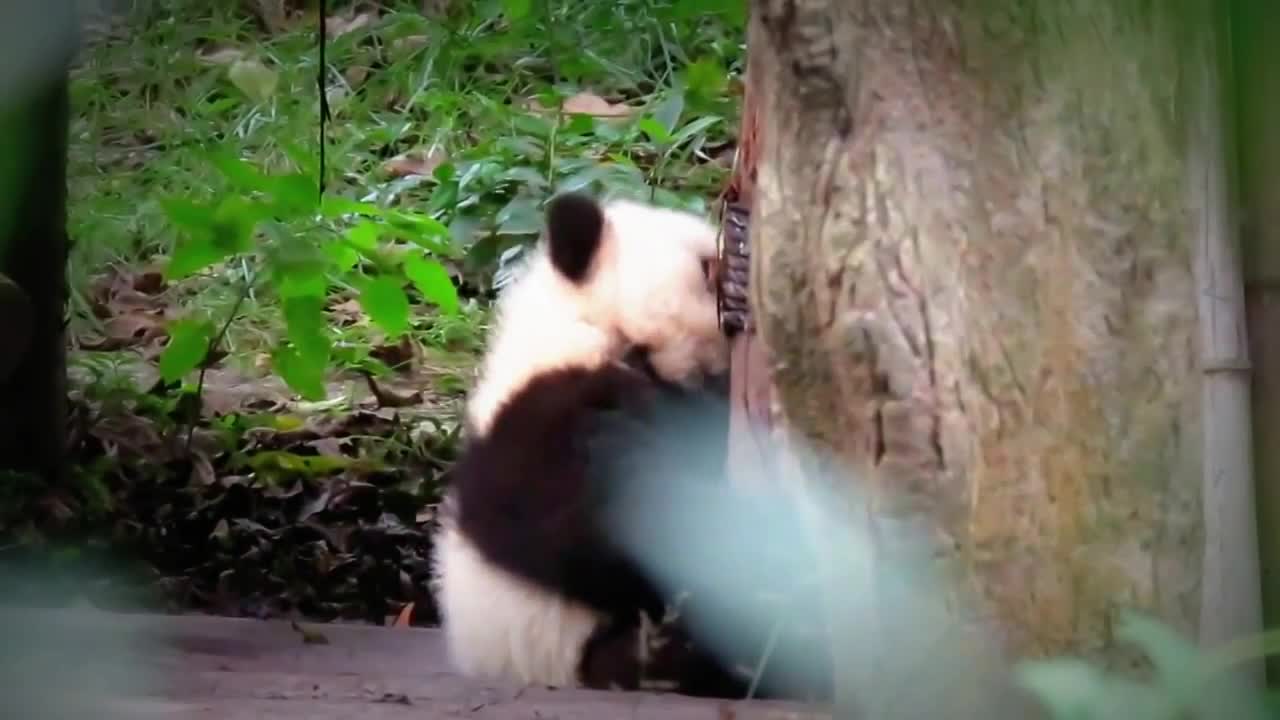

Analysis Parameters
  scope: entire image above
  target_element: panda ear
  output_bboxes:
[544,192,606,284]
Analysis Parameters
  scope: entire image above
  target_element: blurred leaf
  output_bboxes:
[683,57,728,101]
[345,221,381,250]
[158,319,215,383]
[495,195,542,236]
[228,59,279,104]
[650,89,685,136]
[272,344,326,400]
[501,0,531,21]
[264,225,327,299]
[1115,611,1204,692]
[637,117,674,144]
[325,241,360,272]
[268,173,319,215]
[208,149,272,192]
[358,276,411,337]
[320,196,384,218]
[281,295,331,368]
[671,115,723,147]
[162,197,260,279]
[403,254,459,315]
[387,212,453,255]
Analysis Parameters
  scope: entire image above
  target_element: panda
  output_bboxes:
[429,192,831,702]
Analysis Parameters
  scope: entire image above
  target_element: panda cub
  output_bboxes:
[429,192,828,701]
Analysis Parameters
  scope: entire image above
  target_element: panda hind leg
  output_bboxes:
[577,614,755,700]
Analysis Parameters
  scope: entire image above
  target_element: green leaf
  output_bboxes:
[320,196,384,219]
[325,241,361,272]
[387,212,453,254]
[495,195,542,236]
[555,163,625,194]
[650,90,685,136]
[683,57,728,101]
[166,236,222,280]
[1114,611,1205,701]
[158,319,215,383]
[637,117,674,144]
[263,224,328,299]
[345,221,381,250]
[160,197,216,232]
[670,115,723,147]
[498,165,550,189]
[403,254,459,315]
[281,295,331,367]
[272,344,326,401]
[208,197,260,253]
[358,276,411,337]
[228,59,279,104]
[248,450,355,475]
[502,0,532,22]
[208,149,271,192]
[165,199,256,279]
[268,172,319,215]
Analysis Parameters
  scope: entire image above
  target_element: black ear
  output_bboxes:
[545,192,606,284]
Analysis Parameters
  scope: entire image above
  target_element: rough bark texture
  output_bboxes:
[748,0,1205,670]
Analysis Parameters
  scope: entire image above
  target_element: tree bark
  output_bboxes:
[747,0,1217,674]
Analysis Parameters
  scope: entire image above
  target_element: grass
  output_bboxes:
[68,0,742,347]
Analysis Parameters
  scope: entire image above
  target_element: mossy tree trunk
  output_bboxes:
[745,0,1255,681]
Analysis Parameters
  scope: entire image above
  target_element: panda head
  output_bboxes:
[466,192,730,434]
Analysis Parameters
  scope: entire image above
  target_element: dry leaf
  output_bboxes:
[382,147,448,178]
[327,11,376,38]
[308,437,348,457]
[390,35,429,56]
[369,336,416,369]
[229,59,279,104]
[362,372,423,409]
[560,91,635,117]
[251,0,290,33]
[393,602,415,627]
[197,46,245,65]
[343,66,370,88]
[290,620,330,645]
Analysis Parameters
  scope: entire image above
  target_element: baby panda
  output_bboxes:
[429,192,830,701]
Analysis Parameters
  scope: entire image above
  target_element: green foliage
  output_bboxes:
[70,0,743,403]
[157,318,215,383]
[1018,611,1275,720]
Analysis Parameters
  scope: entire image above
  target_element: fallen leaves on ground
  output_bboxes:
[525,91,638,119]
[6,262,469,627]
[382,147,448,179]
[77,265,175,354]
[0,389,458,626]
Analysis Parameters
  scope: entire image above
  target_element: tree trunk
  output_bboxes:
[746,0,1234,677]
[0,9,77,485]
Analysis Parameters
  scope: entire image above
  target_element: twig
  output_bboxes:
[183,269,256,453]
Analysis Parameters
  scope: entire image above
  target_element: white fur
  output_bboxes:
[432,513,603,687]
[431,196,730,690]
[465,198,728,436]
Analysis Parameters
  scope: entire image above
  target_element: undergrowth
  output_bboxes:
[0,0,745,624]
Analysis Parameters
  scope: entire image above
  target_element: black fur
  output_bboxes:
[545,193,606,284]
[450,358,832,701]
